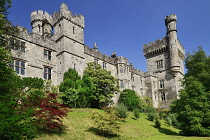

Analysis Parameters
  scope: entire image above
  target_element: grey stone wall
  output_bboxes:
[10,4,184,108]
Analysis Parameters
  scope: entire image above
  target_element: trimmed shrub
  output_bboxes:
[147,113,158,121]
[119,89,141,111]
[91,107,121,136]
[133,108,140,120]
[167,113,180,128]
[166,115,172,126]
[115,103,128,119]
[145,106,156,113]
[155,118,161,128]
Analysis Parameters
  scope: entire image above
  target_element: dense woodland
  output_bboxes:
[0,0,209,139]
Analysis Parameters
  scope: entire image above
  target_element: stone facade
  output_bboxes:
[10,4,184,108]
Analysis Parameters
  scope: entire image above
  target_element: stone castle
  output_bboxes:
[10,3,185,108]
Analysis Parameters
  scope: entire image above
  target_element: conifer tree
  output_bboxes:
[171,46,210,136]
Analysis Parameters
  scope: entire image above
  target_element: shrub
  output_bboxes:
[119,89,141,111]
[133,108,140,120]
[167,114,180,128]
[147,113,158,121]
[155,118,161,128]
[91,107,121,136]
[25,91,70,133]
[166,115,172,126]
[145,106,156,113]
[115,103,128,119]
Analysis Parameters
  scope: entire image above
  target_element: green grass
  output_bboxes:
[35,108,210,140]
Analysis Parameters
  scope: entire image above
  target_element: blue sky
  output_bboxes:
[8,0,210,72]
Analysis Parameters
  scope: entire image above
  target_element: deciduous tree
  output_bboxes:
[84,62,119,108]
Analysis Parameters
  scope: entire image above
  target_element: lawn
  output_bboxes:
[35,108,210,140]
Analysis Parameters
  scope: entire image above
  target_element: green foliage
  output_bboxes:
[119,89,141,111]
[133,108,140,120]
[155,118,161,128]
[60,68,95,108]
[59,68,81,92]
[166,115,172,126]
[165,114,179,128]
[91,107,121,136]
[145,106,156,113]
[156,108,168,119]
[115,103,128,119]
[22,77,44,91]
[84,62,119,108]
[0,0,12,17]
[171,46,210,136]
[0,96,36,140]
[147,113,158,121]
[0,2,37,138]
[62,88,79,108]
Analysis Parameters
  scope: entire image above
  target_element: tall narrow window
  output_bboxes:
[120,65,123,73]
[43,49,51,60]
[159,80,164,89]
[156,60,163,69]
[94,59,98,64]
[103,62,107,70]
[44,67,52,80]
[161,92,166,101]
[74,63,76,69]
[132,86,136,91]
[131,73,134,81]
[10,59,26,75]
[73,26,75,34]
[120,80,124,88]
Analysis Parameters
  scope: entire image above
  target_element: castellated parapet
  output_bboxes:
[52,3,84,28]
[84,45,115,64]
[31,10,52,24]
[10,3,185,109]
[165,14,177,25]
[143,37,168,58]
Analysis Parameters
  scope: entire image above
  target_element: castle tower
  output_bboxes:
[143,14,184,108]
[31,10,52,36]
[165,14,180,76]
[52,3,86,84]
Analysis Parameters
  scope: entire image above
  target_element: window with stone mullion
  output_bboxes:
[44,67,52,80]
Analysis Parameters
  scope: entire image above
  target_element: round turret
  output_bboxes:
[165,14,180,76]
[165,14,177,25]
[165,14,177,35]
[31,10,52,36]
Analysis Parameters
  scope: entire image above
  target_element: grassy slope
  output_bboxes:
[36,108,210,140]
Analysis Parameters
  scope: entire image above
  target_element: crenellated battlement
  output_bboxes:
[16,26,55,51]
[143,37,168,58]
[115,56,129,64]
[84,45,116,64]
[31,10,52,24]
[130,66,145,76]
[52,3,84,28]
[165,14,177,25]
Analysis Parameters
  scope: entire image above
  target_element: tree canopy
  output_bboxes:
[84,62,119,108]
[170,46,210,136]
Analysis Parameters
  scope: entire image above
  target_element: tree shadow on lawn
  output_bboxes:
[151,125,179,136]
[87,127,120,139]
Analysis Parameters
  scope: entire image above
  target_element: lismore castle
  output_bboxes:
[10,3,185,108]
